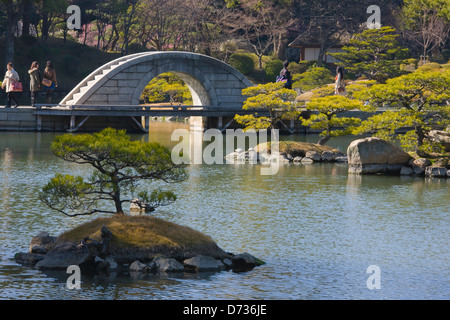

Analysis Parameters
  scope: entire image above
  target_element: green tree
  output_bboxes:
[399,0,450,59]
[42,0,68,40]
[40,128,187,216]
[141,73,192,105]
[292,67,335,91]
[353,68,450,154]
[329,26,409,83]
[300,95,366,145]
[234,82,300,131]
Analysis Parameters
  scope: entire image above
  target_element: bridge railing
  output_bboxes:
[33,104,247,113]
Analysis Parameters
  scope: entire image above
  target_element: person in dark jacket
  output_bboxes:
[42,61,58,105]
[279,60,292,89]
[28,61,42,107]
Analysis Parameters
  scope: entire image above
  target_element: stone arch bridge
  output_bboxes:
[52,51,257,132]
[61,51,252,107]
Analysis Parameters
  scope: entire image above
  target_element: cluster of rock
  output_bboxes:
[15,228,264,276]
[225,148,347,164]
[127,252,264,274]
[429,130,450,152]
[347,137,450,177]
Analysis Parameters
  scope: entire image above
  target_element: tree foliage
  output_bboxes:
[300,95,366,145]
[141,72,193,105]
[292,67,335,91]
[40,128,187,216]
[353,68,450,154]
[330,26,410,83]
[234,82,300,131]
[399,0,450,58]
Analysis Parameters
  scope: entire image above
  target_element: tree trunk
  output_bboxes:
[63,26,67,43]
[22,0,33,37]
[317,135,330,146]
[414,125,431,157]
[4,0,24,66]
[415,125,425,147]
[41,12,50,40]
[113,190,124,215]
[258,54,263,69]
[5,21,16,66]
[317,41,326,67]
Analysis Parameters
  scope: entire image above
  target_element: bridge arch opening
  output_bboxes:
[139,71,210,107]
[131,61,217,108]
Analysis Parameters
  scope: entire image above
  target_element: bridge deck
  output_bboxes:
[31,104,272,133]
[33,104,269,117]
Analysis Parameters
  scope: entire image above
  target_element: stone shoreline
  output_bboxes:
[15,227,265,276]
[225,148,348,165]
[225,138,450,178]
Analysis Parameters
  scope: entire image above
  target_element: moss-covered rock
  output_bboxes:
[255,141,342,158]
[58,216,231,263]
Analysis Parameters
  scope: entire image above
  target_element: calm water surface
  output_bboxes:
[0,122,449,300]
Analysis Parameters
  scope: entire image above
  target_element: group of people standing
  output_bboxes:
[2,61,57,108]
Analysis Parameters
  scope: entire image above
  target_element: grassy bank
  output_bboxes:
[58,215,230,261]
[59,215,215,248]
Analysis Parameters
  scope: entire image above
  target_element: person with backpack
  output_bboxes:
[276,60,292,89]
[2,62,20,108]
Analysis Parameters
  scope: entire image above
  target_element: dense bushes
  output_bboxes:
[264,59,283,82]
[228,52,255,75]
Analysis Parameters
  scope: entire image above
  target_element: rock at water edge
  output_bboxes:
[183,255,225,272]
[153,257,185,273]
[347,137,411,174]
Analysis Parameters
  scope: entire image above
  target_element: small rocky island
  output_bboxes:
[225,140,348,164]
[15,216,264,275]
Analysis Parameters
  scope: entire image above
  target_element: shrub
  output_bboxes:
[288,60,317,74]
[228,52,255,75]
[264,59,283,82]
[293,67,335,91]
[416,62,442,73]
[400,58,418,72]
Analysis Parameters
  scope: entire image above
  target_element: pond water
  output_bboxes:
[0,122,449,300]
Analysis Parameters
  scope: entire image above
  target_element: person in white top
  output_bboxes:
[2,62,20,108]
[334,66,347,96]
